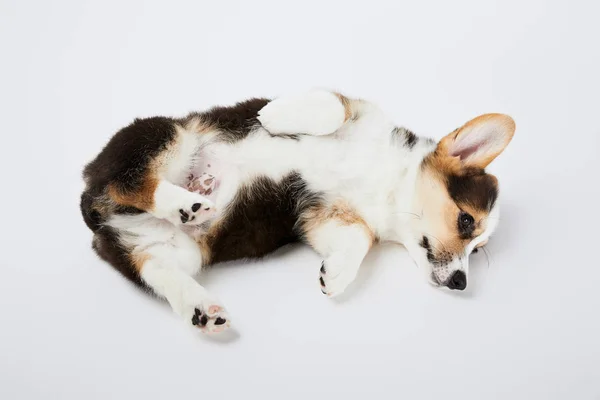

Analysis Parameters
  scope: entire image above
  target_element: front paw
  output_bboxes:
[158,191,216,226]
[318,258,360,298]
[178,196,215,225]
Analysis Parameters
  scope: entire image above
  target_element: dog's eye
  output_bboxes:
[459,212,474,229]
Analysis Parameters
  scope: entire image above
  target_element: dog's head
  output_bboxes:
[414,113,515,290]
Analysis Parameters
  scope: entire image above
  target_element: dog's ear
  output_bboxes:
[438,114,515,169]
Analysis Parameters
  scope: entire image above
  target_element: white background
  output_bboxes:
[1,0,599,399]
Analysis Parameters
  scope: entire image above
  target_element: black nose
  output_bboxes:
[447,270,467,290]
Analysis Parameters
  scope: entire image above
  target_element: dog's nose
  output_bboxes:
[447,270,467,290]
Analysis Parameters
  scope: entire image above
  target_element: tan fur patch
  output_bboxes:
[423,143,463,178]
[334,93,354,122]
[183,117,215,135]
[108,176,158,211]
[435,114,515,170]
[195,235,213,266]
[130,252,151,273]
[301,201,375,243]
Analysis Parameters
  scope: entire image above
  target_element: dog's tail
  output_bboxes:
[80,190,104,233]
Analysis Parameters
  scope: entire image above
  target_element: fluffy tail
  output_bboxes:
[80,190,104,232]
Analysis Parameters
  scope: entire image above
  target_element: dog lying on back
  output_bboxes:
[80,90,515,333]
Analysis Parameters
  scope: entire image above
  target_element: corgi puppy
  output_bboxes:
[80,90,515,333]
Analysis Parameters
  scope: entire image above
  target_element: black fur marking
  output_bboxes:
[404,129,418,149]
[447,170,499,211]
[80,115,180,279]
[215,317,226,326]
[83,117,177,195]
[188,98,270,143]
[268,133,300,141]
[392,127,419,149]
[419,236,453,267]
[320,276,326,287]
[91,226,147,289]
[191,315,200,325]
[320,262,326,274]
[80,191,104,232]
[206,172,322,264]
[420,236,436,262]
[192,203,201,212]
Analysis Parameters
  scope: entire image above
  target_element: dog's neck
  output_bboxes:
[379,134,438,244]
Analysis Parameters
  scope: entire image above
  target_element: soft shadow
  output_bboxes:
[197,243,303,286]
[195,328,241,344]
[461,199,521,296]
[490,201,520,250]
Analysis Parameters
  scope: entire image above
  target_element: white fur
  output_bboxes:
[152,180,216,226]
[311,221,372,297]
[107,213,230,334]
[257,90,346,135]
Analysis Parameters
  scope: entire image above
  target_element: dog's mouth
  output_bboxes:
[429,272,441,287]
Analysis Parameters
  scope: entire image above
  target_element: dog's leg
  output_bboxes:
[111,174,216,228]
[103,117,217,226]
[121,218,230,334]
[150,180,216,226]
[302,207,375,297]
[257,90,353,136]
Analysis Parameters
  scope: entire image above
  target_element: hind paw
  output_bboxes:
[188,304,231,334]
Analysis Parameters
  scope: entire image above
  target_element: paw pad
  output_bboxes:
[178,199,215,225]
[191,308,208,326]
[190,306,230,333]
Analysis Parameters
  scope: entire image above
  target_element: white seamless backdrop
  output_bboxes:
[1,1,599,399]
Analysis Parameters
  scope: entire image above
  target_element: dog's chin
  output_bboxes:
[428,272,442,287]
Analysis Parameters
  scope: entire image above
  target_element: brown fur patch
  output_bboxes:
[130,252,151,273]
[108,176,158,211]
[195,231,215,266]
[423,151,499,214]
[301,201,375,243]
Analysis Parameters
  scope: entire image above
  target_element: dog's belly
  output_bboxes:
[187,131,315,210]
[179,128,394,243]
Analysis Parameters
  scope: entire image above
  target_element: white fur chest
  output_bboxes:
[188,121,422,240]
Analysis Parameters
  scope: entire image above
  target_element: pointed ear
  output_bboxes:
[438,114,516,169]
